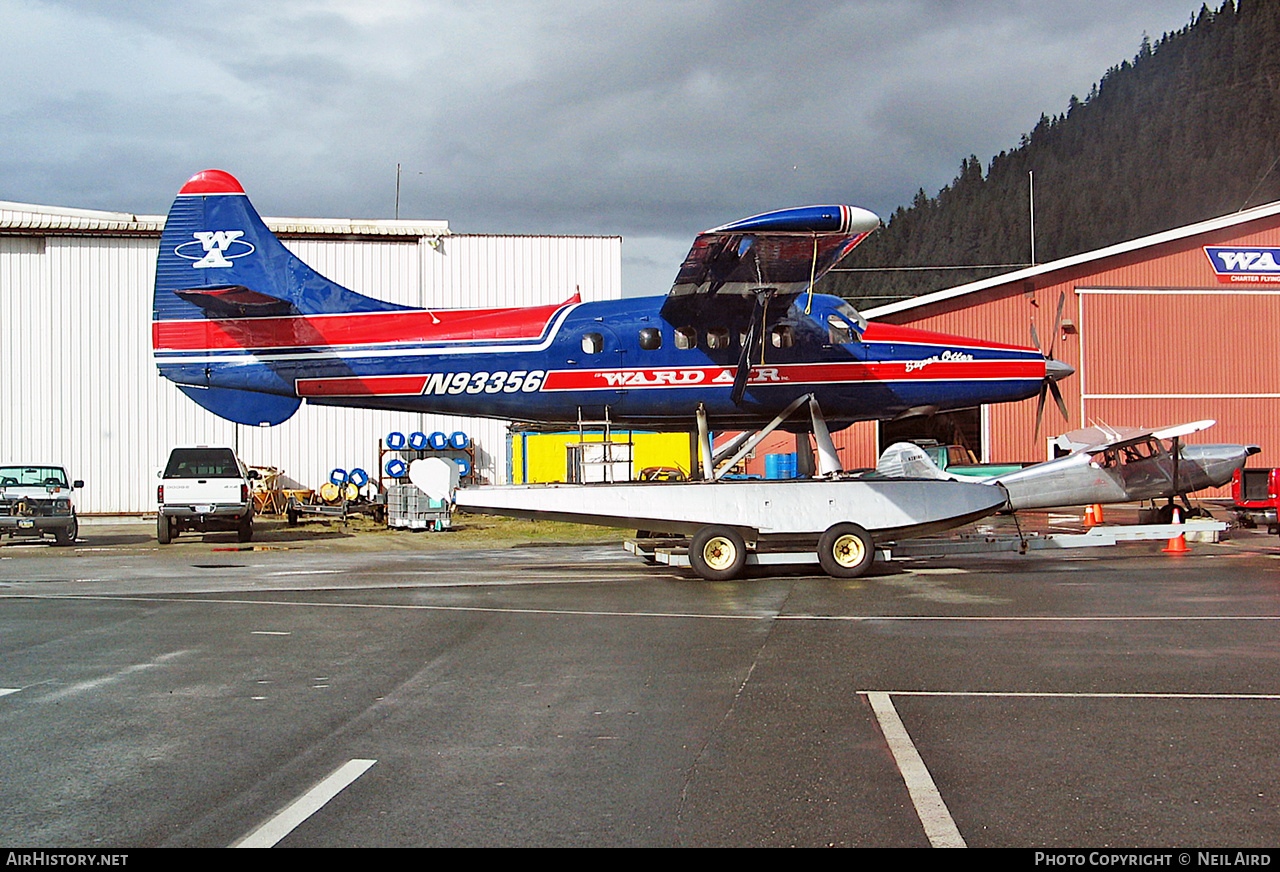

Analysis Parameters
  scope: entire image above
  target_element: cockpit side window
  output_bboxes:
[581,333,604,354]
[827,315,854,344]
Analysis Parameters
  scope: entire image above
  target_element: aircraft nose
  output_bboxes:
[1045,358,1075,383]
[1183,444,1260,483]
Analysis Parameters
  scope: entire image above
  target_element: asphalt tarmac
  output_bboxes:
[3,512,1280,848]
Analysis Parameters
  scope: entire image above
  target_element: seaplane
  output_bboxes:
[152,169,1074,579]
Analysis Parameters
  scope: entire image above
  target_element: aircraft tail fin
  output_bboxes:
[154,169,408,322]
[875,442,959,481]
[153,170,410,426]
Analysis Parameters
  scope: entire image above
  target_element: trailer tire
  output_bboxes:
[817,523,873,578]
[689,526,747,581]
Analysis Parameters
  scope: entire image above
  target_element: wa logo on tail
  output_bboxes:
[174,230,255,268]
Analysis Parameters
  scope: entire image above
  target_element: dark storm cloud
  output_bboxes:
[1,0,1203,289]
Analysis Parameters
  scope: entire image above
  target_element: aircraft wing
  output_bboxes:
[1080,419,1217,455]
[661,205,879,320]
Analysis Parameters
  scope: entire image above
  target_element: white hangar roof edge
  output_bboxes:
[863,198,1280,320]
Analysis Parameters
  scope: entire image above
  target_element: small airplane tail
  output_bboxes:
[875,442,959,481]
[153,170,409,425]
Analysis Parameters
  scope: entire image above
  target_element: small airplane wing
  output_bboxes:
[1079,420,1217,456]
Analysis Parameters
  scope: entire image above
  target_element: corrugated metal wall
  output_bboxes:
[0,232,621,513]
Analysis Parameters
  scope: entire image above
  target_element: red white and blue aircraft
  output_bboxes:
[152,169,1072,462]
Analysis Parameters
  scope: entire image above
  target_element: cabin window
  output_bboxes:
[639,327,662,350]
[581,333,604,354]
[770,325,794,349]
[827,315,854,344]
[705,328,731,350]
[675,326,697,350]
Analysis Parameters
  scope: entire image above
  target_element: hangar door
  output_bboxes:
[1077,287,1280,460]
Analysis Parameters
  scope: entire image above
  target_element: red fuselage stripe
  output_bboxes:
[152,302,565,351]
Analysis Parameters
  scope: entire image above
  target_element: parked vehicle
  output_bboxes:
[0,464,83,546]
[1230,467,1280,534]
[157,447,257,544]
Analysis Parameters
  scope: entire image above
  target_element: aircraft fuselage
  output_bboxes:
[153,292,1049,430]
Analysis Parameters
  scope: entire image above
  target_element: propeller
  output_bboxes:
[730,290,772,407]
[1031,291,1074,438]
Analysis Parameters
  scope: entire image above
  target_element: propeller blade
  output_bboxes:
[1033,384,1048,438]
[1048,290,1065,360]
[730,298,765,407]
[1030,318,1041,356]
[1049,378,1070,422]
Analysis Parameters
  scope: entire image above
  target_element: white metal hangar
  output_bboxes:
[0,198,621,514]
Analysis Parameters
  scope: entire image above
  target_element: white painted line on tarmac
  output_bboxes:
[865,691,965,848]
[874,690,1280,700]
[232,758,376,848]
[0,688,19,697]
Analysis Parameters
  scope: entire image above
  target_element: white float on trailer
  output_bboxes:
[453,476,1009,580]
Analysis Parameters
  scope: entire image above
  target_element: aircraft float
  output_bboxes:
[152,169,1077,579]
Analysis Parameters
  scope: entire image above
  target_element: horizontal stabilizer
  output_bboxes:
[174,285,297,318]
[177,384,301,426]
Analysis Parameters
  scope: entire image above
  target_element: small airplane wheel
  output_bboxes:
[817,523,873,578]
[689,526,747,581]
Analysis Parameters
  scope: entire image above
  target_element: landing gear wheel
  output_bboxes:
[157,514,172,545]
[817,523,873,578]
[54,516,78,547]
[689,526,747,581]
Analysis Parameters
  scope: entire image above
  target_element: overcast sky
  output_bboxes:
[3,0,1206,295]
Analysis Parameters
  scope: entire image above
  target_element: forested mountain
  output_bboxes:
[823,0,1280,309]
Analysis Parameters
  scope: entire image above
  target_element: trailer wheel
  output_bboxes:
[817,523,873,578]
[689,526,747,581]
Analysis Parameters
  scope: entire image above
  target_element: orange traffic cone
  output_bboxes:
[1083,504,1098,527]
[1163,507,1190,554]
[1091,503,1104,524]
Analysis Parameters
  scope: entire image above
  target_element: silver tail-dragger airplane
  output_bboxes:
[876,420,1259,515]
[152,169,1073,471]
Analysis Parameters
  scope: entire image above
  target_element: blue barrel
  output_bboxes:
[452,457,472,477]
[329,468,348,485]
[386,431,406,450]
[384,458,408,478]
[428,431,449,450]
[408,431,428,450]
[349,468,369,487]
[449,431,470,450]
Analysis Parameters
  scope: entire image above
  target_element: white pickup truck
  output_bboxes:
[157,446,257,544]
[0,464,83,546]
